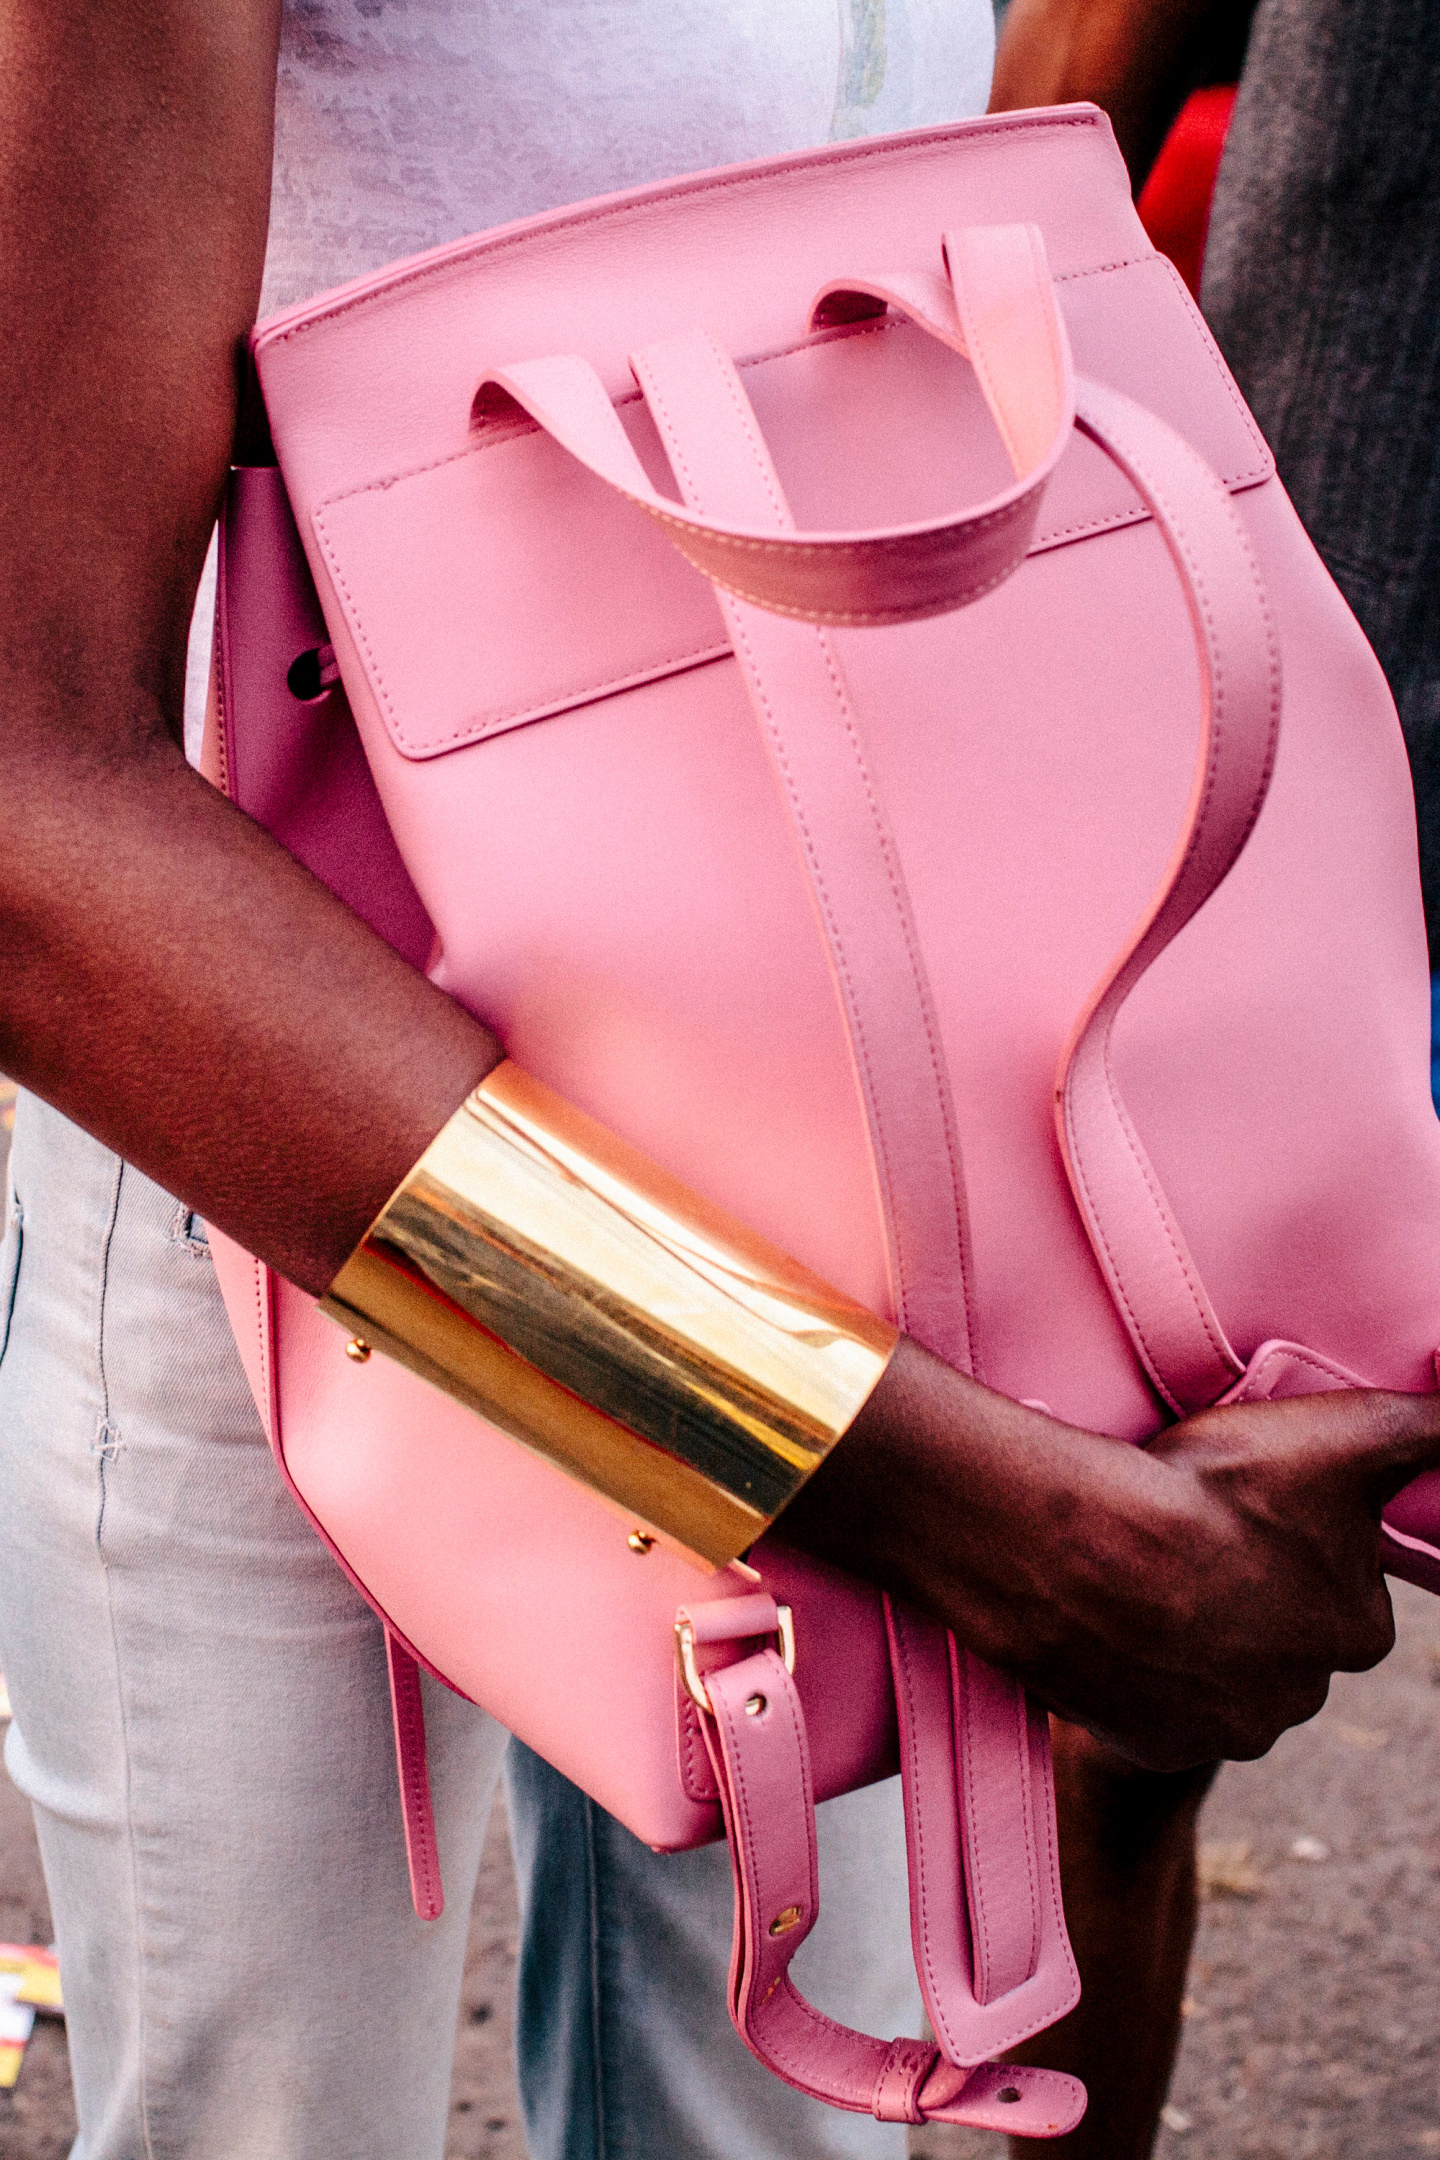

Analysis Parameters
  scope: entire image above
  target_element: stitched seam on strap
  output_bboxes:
[814,627,977,1360]
[1092,431,1272,1378]
[892,1618,948,2045]
[900,1613,1075,2055]
[956,1658,996,1996]
[705,544,1025,625]
[1029,224,1068,455]
[1032,1710,1075,2011]
[721,611,914,1323]
[395,1655,441,1914]
[717,1672,865,2061]
[1064,398,1276,1398]
[701,334,793,533]
[1014,1686,1042,1980]
[648,490,1029,562]
[638,351,923,1331]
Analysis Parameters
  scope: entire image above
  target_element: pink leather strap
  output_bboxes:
[475,223,1073,629]
[788,247,1283,1417]
[385,1629,445,1921]
[630,325,979,1375]
[1054,379,1279,1413]
[524,235,1082,2112]
[884,1602,1075,2045]
[699,1640,1084,2136]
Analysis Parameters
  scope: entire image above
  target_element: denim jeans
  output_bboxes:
[0,1092,918,2160]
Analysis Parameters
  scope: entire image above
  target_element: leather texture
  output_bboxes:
[203,106,1440,2131]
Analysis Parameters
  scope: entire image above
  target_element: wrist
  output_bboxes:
[321,1060,898,1566]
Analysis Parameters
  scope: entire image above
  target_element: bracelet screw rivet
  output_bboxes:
[768,1905,802,1937]
[745,1693,767,1717]
[345,1338,372,1363]
[626,1531,655,1554]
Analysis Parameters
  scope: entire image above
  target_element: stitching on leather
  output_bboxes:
[265,113,1107,347]
[1012,1683,1043,1979]
[957,1658,995,1997]
[697,548,1026,626]
[1152,252,1273,482]
[1246,1344,1364,1393]
[890,1612,950,2050]
[1052,255,1271,489]
[813,624,978,1363]
[393,1647,441,1914]
[678,1690,721,1801]
[1082,433,1231,1380]
[1062,392,1278,1404]
[649,491,1029,562]
[699,335,793,534]
[638,354,925,1331]
[1088,433,1273,1384]
[253,1259,275,1449]
[897,1609,1075,2056]
[723,612,915,1322]
[714,1662,874,2072]
[1030,1708,1077,2010]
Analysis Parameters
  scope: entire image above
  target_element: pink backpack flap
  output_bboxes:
[204,104,1440,2133]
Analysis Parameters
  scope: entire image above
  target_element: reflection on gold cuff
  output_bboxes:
[320,1062,898,1569]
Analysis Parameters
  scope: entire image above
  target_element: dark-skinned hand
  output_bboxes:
[784,1341,1440,1771]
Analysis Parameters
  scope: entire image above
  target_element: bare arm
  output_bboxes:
[0,0,500,1292]
[2,1,1435,1776]
[989,0,1240,186]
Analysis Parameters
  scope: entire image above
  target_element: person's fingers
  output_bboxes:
[1344,1389,1440,1503]
[1151,1385,1440,1499]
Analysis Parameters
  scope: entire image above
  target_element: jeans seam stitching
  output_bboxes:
[583,1796,611,2160]
[93,1159,161,2160]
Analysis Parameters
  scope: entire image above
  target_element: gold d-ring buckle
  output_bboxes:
[675,1605,796,1715]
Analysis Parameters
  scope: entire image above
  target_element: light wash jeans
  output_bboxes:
[0,1093,919,2160]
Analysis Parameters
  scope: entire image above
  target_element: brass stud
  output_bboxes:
[345,1338,372,1363]
[745,1693,767,1717]
[768,1905,803,1937]
[627,1531,655,1554]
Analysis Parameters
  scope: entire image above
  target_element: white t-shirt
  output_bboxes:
[188,0,994,747]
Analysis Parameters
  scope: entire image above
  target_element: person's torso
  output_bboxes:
[184,0,994,757]
[260,0,995,312]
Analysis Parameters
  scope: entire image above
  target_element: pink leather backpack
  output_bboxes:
[205,105,1440,2139]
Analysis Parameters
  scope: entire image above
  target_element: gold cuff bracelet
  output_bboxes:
[320,1062,898,1568]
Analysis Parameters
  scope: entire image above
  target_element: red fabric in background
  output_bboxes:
[1137,84,1238,298]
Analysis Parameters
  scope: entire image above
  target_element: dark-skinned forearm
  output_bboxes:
[0,734,500,1292]
[0,0,496,1290]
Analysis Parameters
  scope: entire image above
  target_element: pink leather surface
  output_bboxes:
[204,105,1440,2109]
[701,1645,1084,2134]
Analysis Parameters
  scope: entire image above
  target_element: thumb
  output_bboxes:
[1325,1386,1440,1509]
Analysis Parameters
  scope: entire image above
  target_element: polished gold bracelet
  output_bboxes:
[320,1062,898,1568]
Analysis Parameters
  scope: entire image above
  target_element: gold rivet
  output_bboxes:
[768,1905,803,1937]
[627,1531,655,1554]
[745,1693,767,1717]
[346,1338,372,1363]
